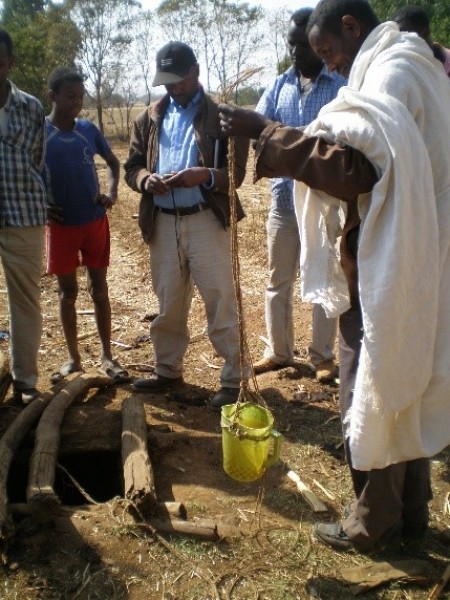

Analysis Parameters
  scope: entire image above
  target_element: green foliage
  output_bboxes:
[235,85,264,106]
[1,0,45,28]
[2,2,80,108]
[369,0,450,46]
[277,54,290,75]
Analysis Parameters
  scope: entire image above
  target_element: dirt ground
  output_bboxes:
[0,142,449,600]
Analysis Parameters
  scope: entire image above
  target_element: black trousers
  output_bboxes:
[338,299,432,550]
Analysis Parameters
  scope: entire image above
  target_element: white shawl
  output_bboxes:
[295,22,450,470]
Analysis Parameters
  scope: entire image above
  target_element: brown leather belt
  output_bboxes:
[157,203,209,216]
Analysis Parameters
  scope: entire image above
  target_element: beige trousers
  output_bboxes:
[149,209,242,388]
[0,226,44,389]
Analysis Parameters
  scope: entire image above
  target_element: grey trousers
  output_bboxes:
[339,298,432,550]
[264,207,337,366]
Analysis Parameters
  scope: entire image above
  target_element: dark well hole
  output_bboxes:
[8,450,123,505]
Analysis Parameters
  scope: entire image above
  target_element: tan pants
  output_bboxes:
[149,210,242,388]
[0,226,44,390]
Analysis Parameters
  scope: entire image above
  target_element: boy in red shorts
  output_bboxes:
[45,67,129,383]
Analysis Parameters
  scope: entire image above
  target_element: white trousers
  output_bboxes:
[149,209,242,388]
[264,208,337,366]
[0,226,44,389]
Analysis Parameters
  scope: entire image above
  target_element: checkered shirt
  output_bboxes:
[256,66,346,211]
[0,81,47,228]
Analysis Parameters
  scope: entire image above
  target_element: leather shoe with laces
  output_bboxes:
[253,357,289,374]
[314,521,403,554]
[132,373,183,392]
[314,522,355,551]
[211,387,240,410]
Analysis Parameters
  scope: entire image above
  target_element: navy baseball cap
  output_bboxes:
[152,41,197,86]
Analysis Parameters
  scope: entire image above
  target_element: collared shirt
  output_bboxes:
[256,65,346,210]
[0,81,47,228]
[153,89,204,209]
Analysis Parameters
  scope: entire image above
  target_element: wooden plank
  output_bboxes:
[287,469,328,513]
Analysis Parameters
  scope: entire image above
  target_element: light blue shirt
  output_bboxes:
[256,65,346,211]
[153,90,204,209]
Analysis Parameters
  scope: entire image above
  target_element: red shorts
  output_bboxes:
[46,216,110,276]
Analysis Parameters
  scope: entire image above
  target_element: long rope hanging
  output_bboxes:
[227,136,269,415]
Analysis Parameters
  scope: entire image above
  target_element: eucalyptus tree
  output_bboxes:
[70,0,141,133]
[156,0,263,99]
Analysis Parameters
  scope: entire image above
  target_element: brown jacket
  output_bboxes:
[254,123,379,297]
[124,90,249,244]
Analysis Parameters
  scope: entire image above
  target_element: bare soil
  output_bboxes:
[0,142,449,600]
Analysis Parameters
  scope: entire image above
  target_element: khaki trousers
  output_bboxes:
[149,210,242,388]
[0,226,44,389]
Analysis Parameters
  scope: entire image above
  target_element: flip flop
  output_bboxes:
[50,361,83,384]
[100,359,130,384]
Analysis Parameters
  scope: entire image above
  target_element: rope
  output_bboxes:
[227,137,269,417]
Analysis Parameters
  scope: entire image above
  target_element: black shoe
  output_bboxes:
[315,521,403,554]
[403,505,429,540]
[314,522,355,551]
[211,387,240,410]
[132,374,183,392]
[13,387,40,406]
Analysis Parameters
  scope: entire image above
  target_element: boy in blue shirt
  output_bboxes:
[45,67,129,383]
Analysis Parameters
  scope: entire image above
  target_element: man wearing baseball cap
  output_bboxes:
[124,41,249,408]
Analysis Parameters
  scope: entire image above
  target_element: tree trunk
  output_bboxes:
[121,396,158,518]
[0,394,53,551]
[26,373,110,522]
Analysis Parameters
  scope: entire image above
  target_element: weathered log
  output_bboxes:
[9,504,233,541]
[0,394,52,552]
[26,373,110,522]
[10,500,186,520]
[142,518,219,541]
[156,501,187,520]
[121,396,158,517]
[0,348,12,404]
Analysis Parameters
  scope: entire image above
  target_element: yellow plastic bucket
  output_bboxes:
[221,402,281,482]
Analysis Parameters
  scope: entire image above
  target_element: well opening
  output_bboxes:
[8,450,123,505]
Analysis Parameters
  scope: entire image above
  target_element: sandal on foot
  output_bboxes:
[50,362,83,384]
[100,359,130,383]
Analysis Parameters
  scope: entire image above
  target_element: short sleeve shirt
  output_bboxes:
[45,118,112,225]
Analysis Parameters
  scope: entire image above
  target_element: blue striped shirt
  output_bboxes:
[256,66,346,210]
[154,90,204,209]
[0,82,47,228]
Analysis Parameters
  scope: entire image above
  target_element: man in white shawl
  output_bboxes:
[219,0,450,554]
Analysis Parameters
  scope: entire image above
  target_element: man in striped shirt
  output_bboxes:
[253,8,346,381]
[0,29,47,404]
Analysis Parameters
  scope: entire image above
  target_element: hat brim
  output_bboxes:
[152,71,187,86]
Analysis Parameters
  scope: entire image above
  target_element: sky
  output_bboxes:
[140,0,319,12]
